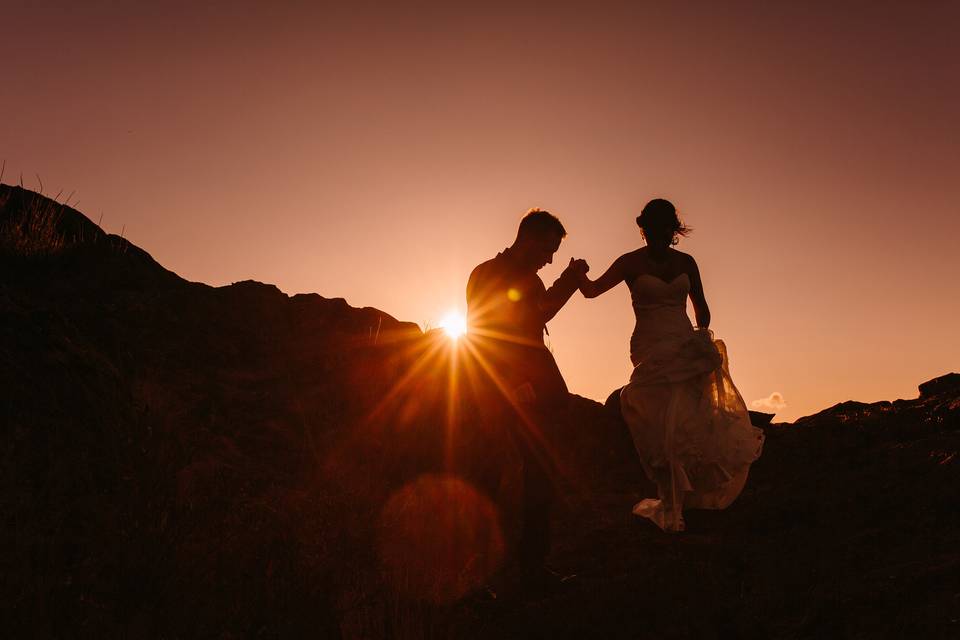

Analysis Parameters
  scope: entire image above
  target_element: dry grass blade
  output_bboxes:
[0,192,68,257]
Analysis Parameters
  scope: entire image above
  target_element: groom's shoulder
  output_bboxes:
[467,255,502,295]
[470,252,510,279]
[469,256,497,280]
[474,254,500,270]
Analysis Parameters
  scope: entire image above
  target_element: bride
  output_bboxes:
[578,198,764,532]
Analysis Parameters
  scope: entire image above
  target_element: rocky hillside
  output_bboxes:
[2,184,958,638]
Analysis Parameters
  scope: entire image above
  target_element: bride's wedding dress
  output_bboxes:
[620,273,764,532]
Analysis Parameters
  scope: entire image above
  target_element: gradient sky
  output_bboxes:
[3,1,958,421]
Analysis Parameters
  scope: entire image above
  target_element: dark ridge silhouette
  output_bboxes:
[2,183,958,638]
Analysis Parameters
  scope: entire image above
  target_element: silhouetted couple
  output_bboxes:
[466,201,764,587]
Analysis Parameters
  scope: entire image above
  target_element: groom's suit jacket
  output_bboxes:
[465,247,577,414]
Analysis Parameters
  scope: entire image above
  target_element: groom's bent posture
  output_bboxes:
[465,209,586,579]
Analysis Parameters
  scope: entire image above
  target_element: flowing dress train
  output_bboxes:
[619,274,764,532]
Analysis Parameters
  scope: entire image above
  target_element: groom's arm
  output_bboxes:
[539,264,582,324]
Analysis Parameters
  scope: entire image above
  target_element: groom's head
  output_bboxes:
[513,208,566,271]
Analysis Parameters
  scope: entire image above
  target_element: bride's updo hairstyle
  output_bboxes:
[636,198,691,246]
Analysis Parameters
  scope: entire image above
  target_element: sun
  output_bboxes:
[440,310,467,340]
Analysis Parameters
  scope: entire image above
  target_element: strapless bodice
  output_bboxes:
[629,273,690,310]
[628,273,698,367]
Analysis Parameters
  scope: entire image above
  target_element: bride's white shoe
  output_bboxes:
[632,498,685,533]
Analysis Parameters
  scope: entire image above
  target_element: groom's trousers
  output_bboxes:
[466,336,567,572]
[507,350,568,572]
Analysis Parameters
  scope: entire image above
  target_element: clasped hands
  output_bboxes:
[564,257,590,283]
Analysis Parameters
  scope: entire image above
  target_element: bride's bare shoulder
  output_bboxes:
[674,251,704,283]
[617,248,647,271]
[673,249,698,266]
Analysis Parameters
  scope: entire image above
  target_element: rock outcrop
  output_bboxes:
[2,185,958,638]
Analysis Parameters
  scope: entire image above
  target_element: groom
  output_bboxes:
[465,208,587,584]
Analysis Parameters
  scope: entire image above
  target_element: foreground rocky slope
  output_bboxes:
[2,185,958,638]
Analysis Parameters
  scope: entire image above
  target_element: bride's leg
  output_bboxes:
[659,388,687,532]
[625,384,688,532]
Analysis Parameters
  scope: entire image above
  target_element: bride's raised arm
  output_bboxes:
[579,254,628,299]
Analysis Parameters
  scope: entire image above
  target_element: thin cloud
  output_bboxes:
[751,392,787,413]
